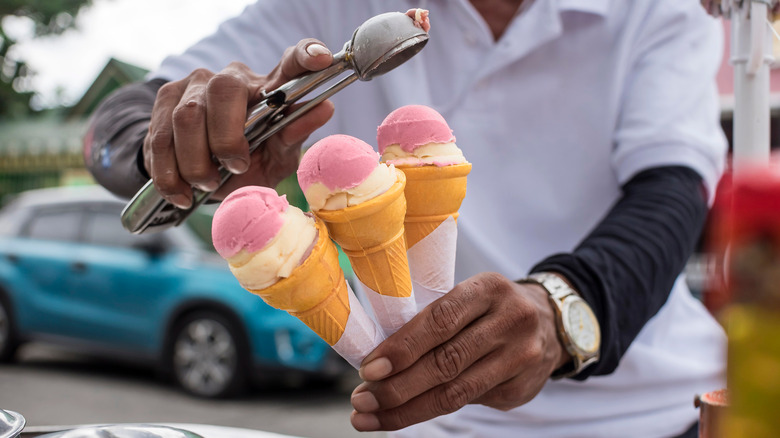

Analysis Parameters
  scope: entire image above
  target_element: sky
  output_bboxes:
[8,0,256,108]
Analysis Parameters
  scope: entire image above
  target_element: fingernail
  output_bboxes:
[360,357,392,381]
[306,43,330,57]
[170,194,192,210]
[196,180,220,192]
[351,412,380,431]
[351,391,379,413]
[221,158,249,174]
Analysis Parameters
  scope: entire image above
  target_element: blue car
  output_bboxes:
[0,185,347,397]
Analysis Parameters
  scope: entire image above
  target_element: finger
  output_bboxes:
[265,38,333,90]
[209,99,335,200]
[265,99,335,152]
[172,84,220,192]
[352,350,509,432]
[471,371,543,412]
[359,274,499,381]
[147,80,192,209]
[471,336,550,411]
[255,99,334,185]
[206,62,253,174]
[353,310,503,412]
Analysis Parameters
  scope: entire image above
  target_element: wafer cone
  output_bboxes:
[314,169,412,298]
[245,219,349,346]
[398,163,472,248]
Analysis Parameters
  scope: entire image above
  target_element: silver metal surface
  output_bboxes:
[35,424,204,438]
[0,410,25,438]
[121,11,429,234]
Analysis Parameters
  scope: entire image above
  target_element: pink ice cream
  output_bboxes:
[212,186,288,259]
[377,105,454,154]
[377,105,466,167]
[212,186,319,290]
[297,134,378,195]
[297,134,397,211]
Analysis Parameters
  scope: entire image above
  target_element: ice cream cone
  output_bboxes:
[398,163,472,248]
[246,219,350,346]
[314,169,413,298]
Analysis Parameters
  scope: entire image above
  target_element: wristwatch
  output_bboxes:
[520,272,601,379]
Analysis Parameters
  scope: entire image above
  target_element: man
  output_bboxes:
[85,1,727,436]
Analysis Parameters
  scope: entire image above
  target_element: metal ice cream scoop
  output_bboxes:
[121,11,429,234]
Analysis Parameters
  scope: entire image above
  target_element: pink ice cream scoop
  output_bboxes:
[376,104,456,154]
[297,134,381,193]
[297,134,397,211]
[211,186,288,259]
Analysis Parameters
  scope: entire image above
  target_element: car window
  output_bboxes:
[85,211,158,249]
[25,210,82,242]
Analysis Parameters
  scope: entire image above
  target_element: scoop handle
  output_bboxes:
[120,72,359,234]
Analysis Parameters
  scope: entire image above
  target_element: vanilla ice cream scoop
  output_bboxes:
[377,104,467,167]
[297,134,396,211]
[211,186,317,290]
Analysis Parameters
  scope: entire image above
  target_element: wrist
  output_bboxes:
[518,272,601,379]
[521,281,572,376]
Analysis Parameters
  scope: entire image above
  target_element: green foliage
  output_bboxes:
[0,0,93,118]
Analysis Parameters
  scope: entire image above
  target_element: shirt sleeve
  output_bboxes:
[611,2,727,202]
[83,79,165,199]
[531,165,709,380]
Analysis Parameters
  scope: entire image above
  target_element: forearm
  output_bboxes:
[531,166,709,379]
[83,78,167,199]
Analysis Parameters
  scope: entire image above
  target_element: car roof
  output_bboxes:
[1,185,209,252]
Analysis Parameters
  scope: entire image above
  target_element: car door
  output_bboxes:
[11,205,89,337]
[68,204,177,353]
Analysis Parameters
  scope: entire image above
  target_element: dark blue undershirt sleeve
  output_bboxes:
[84,79,167,199]
[530,166,709,380]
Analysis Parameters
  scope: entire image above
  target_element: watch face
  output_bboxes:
[563,299,600,354]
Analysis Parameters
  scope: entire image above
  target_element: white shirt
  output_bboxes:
[153,1,727,436]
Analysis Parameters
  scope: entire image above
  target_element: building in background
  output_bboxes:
[0,58,148,205]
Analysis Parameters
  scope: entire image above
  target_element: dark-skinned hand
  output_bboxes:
[350,272,571,431]
[143,39,336,209]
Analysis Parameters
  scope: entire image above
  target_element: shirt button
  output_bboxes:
[464,32,478,46]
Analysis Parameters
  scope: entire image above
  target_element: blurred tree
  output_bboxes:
[0,0,93,118]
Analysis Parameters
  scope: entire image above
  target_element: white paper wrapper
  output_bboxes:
[332,283,387,368]
[358,280,418,337]
[408,215,458,310]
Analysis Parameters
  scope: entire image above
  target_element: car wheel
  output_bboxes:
[168,311,248,398]
[0,293,19,362]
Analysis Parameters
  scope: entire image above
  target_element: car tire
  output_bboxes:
[167,311,249,398]
[0,293,19,362]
